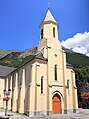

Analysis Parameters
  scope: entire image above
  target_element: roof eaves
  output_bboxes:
[5,55,48,77]
[66,63,73,69]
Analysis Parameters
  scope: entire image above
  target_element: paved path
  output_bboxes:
[0,108,89,119]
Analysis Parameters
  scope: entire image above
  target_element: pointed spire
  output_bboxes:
[40,9,58,27]
[42,9,57,23]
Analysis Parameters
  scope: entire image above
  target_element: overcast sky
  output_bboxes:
[0,0,89,56]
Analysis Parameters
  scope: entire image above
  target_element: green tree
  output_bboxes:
[76,66,89,105]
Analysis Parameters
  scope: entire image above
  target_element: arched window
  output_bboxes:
[67,79,69,94]
[67,79,69,88]
[12,74,16,89]
[54,65,57,81]
[41,29,43,39]
[41,76,43,94]
[53,27,55,38]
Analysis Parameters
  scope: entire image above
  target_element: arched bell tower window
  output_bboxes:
[67,79,69,88]
[53,27,55,38]
[67,79,69,93]
[41,29,43,39]
[41,76,43,94]
[54,64,57,81]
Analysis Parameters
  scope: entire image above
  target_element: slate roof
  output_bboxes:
[0,65,16,77]
[18,53,48,69]
[35,53,47,60]
[66,63,73,68]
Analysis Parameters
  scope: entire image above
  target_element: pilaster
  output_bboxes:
[6,78,8,91]
[62,51,67,113]
[71,71,78,112]
[3,78,8,109]
[8,76,12,110]
[18,69,25,114]
[28,64,35,116]
[12,72,18,112]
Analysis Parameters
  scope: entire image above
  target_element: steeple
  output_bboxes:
[40,9,58,27]
[38,9,61,56]
[39,9,59,40]
[42,9,57,23]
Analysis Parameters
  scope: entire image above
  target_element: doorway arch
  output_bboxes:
[52,94,61,114]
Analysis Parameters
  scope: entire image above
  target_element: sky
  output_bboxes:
[0,0,89,56]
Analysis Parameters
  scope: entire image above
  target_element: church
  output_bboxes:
[1,9,78,117]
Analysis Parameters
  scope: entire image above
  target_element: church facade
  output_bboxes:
[4,9,78,117]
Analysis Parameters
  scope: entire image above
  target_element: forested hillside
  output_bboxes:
[63,47,89,68]
[0,47,37,67]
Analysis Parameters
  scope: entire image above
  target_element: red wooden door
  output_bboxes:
[52,94,61,114]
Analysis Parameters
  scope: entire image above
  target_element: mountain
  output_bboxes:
[63,47,89,68]
[0,47,89,68]
[0,47,37,67]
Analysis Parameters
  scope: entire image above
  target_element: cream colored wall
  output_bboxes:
[4,62,34,114]
[38,42,68,113]
[39,19,78,112]
[27,60,47,114]
[35,62,47,111]
[37,38,47,53]
[4,56,78,115]
[3,76,12,110]
[66,68,74,109]
[4,59,47,115]
[38,22,61,59]
[8,76,12,110]
[72,70,78,109]
[39,21,69,113]
[48,51,67,113]
[12,72,18,112]
[47,48,64,85]
[66,68,78,110]
[40,22,58,40]
[0,78,4,108]
[40,23,61,49]
[24,64,32,114]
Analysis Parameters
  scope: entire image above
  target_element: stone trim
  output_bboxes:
[27,109,79,117]
[27,111,52,117]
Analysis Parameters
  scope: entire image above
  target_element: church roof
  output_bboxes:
[19,53,47,68]
[40,9,58,26]
[0,65,16,77]
[24,53,47,63]
[66,63,73,68]
[43,9,57,23]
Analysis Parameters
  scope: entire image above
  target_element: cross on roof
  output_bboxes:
[48,3,51,9]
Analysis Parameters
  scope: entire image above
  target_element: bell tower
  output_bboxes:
[39,9,59,40]
[37,9,61,55]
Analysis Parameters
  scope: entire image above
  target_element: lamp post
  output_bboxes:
[3,89,11,116]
